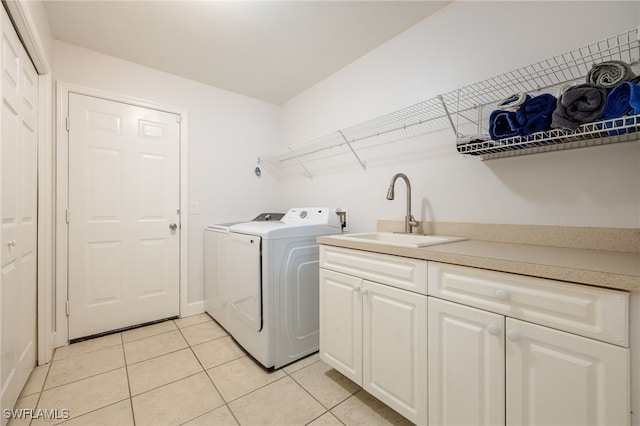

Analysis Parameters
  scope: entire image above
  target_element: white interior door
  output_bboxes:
[68,93,180,340]
[0,7,38,415]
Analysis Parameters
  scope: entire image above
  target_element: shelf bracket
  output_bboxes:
[338,130,366,172]
[288,147,313,179]
[438,95,458,137]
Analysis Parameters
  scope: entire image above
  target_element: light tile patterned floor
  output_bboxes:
[10,314,413,426]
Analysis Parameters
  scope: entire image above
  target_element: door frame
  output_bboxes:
[54,82,189,348]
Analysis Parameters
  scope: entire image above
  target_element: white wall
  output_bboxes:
[52,41,282,305]
[279,1,640,231]
[48,1,640,318]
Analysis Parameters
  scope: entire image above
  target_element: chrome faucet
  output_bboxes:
[386,173,418,234]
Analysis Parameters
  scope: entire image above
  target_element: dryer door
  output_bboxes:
[228,232,262,332]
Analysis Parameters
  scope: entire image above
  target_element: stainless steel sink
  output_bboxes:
[331,232,466,248]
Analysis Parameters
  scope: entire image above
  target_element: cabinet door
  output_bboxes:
[319,268,363,384]
[362,280,427,425]
[506,318,630,426]
[428,297,505,426]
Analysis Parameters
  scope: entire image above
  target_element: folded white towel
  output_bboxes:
[496,93,528,112]
[587,60,636,88]
[456,134,491,145]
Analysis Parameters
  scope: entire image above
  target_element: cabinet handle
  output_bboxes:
[353,286,361,293]
[487,324,501,336]
[506,330,521,343]
[360,288,369,295]
[495,289,510,300]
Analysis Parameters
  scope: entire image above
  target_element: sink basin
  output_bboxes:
[332,232,466,248]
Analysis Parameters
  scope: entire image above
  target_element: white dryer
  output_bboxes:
[204,213,283,331]
[227,207,342,369]
[204,222,241,331]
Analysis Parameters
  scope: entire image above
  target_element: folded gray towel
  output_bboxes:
[586,60,636,88]
[551,83,608,131]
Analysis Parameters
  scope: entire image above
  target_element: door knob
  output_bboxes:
[495,289,510,300]
[487,324,501,336]
[169,223,178,231]
[6,240,16,247]
[506,330,521,343]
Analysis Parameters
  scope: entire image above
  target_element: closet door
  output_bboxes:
[0,6,38,415]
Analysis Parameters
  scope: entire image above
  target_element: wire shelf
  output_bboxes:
[456,115,640,159]
[446,28,640,117]
[259,28,640,177]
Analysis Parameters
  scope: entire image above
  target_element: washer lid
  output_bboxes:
[205,222,244,231]
[229,207,341,239]
[229,221,340,239]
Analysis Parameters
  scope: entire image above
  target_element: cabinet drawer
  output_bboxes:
[320,246,427,294]
[428,262,629,347]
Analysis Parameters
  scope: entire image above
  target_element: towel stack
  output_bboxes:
[489,93,556,139]
[487,59,640,140]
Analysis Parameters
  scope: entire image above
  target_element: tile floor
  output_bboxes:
[10,314,413,426]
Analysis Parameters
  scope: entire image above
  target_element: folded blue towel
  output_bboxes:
[516,93,557,135]
[596,116,639,137]
[489,110,521,140]
[601,81,640,119]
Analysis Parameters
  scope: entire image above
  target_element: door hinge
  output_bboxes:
[66,116,70,131]
[66,209,70,224]
[65,300,70,316]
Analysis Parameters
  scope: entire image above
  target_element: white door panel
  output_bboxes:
[68,93,180,339]
[428,297,505,426]
[362,280,427,425]
[227,233,262,333]
[0,6,38,418]
[506,318,630,426]
[318,268,363,384]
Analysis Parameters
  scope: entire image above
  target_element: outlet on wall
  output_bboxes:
[336,207,349,232]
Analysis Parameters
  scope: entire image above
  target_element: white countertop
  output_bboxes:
[317,236,640,292]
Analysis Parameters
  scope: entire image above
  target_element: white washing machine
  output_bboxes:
[204,213,284,331]
[226,207,342,369]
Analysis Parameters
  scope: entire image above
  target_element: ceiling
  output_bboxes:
[43,1,450,105]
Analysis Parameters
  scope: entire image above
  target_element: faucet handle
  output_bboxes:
[408,215,418,230]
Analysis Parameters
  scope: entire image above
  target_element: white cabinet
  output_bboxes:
[363,278,427,423]
[429,262,631,426]
[319,253,428,425]
[506,318,630,426]
[428,262,629,346]
[428,297,505,426]
[319,268,362,384]
[320,247,632,426]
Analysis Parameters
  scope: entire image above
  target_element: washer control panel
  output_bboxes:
[281,207,339,226]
